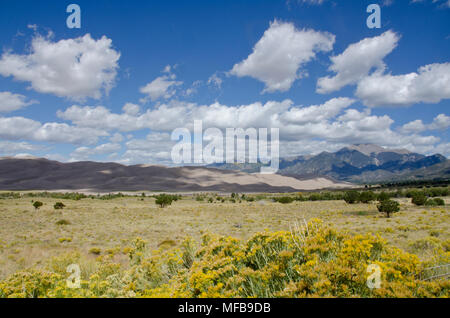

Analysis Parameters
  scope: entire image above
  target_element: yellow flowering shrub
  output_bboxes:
[0,220,448,298]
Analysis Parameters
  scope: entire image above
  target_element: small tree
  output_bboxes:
[343,191,359,204]
[377,200,400,218]
[33,201,43,210]
[54,202,66,210]
[155,194,173,208]
[411,193,428,206]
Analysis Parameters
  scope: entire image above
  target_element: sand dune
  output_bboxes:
[0,157,353,192]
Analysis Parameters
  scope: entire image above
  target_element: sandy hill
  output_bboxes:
[0,157,353,193]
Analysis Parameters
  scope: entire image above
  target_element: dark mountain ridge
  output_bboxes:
[209,144,449,184]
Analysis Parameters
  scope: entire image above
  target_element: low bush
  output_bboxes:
[359,191,376,203]
[32,201,43,210]
[1,220,448,298]
[89,248,101,255]
[273,197,294,204]
[412,193,428,206]
[343,191,359,204]
[425,198,445,206]
[55,219,71,226]
[376,192,391,202]
[54,202,65,210]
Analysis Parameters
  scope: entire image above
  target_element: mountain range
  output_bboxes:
[209,144,450,184]
[0,144,447,192]
[0,157,352,192]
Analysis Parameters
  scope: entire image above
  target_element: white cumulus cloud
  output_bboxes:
[317,30,400,94]
[0,34,120,101]
[230,20,335,93]
[71,143,121,161]
[0,91,37,113]
[356,63,450,107]
[0,116,107,145]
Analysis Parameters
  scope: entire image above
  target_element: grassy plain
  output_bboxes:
[0,193,448,280]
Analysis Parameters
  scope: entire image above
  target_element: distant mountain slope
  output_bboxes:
[0,157,353,192]
[209,144,449,184]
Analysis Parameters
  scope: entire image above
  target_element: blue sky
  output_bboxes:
[0,0,449,164]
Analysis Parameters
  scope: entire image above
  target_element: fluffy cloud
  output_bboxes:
[400,120,427,134]
[280,97,355,125]
[122,103,140,115]
[0,34,120,100]
[71,143,121,161]
[429,114,450,130]
[57,100,292,132]
[140,74,182,101]
[400,114,450,134]
[120,132,175,165]
[110,133,124,143]
[317,31,399,94]
[57,103,189,132]
[34,123,108,145]
[0,116,107,145]
[0,141,41,156]
[0,92,37,113]
[54,97,449,162]
[0,116,41,140]
[55,100,435,147]
[230,20,335,93]
[356,63,450,107]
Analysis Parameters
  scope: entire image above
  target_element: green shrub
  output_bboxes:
[406,190,423,199]
[55,219,71,226]
[377,200,400,218]
[343,191,359,204]
[425,198,445,206]
[377,192,390,202]
[155,194,174,208]
[89,247,101,255]
[53,202,65,210]
[33,201,43,210]
[274,197,294,204]
[308,194,322,201]
[359,191,376,203]
[411,193,428,206]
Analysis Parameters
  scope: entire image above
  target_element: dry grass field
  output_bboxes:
[0,193,448,281]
